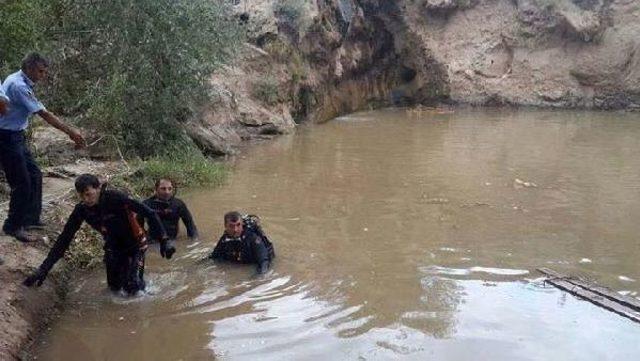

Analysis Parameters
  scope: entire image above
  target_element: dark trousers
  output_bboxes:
[0,130,42,233]
[104,248,146,295]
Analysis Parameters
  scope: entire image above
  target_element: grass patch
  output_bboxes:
[112,149,227,197]
[64,227,104,270]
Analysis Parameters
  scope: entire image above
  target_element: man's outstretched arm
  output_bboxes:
[37,109,86,148]
[24,206,84,287]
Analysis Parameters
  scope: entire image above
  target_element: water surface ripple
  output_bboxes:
[32,109,640,360]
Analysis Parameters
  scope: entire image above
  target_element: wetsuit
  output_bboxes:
[142,196,198,245]
[36,189,166,294]
[210,228,275,274]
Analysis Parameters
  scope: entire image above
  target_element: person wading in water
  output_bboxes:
[23,174,174,295]
[210,212,275,274]
[140,178,199,258]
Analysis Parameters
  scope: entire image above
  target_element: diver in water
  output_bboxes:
[141,178,199,255]
[23,174,173,295]
[209,211,275,274]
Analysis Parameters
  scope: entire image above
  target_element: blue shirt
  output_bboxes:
[0,70,46,131]
[0,81,8,103]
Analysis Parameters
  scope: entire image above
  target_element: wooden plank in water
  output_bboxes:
[538,268,640,324]
[538,268,640,311]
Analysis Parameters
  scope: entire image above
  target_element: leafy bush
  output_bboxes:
[0,0,44,73]
[113,148,227,196]
[2,0,244,158]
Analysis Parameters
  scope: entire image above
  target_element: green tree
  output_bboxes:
[0,0,46,72]
[71,0,243,157]
[3,0,243,158]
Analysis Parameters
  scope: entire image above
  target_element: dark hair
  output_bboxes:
[21,52,50,72]
[155,178,174,189]
[75,174,100,193]
[224,211,242,224]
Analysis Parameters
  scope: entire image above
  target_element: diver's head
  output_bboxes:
[75,174,101,207]
[154,178,175,201]
[224,211,243,238]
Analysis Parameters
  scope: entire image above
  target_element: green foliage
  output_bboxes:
[0,0,45,73]
[252,76,281,106]
[2,0,244,158]
[113,149,227,196]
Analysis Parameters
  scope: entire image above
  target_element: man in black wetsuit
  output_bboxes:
[23,174,174,295]
[210,211,275,274]
[141,178,198,258]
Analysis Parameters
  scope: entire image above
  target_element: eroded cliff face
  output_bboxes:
[189,0,640,155]
[188,0,449,155]
[406,0,640,109]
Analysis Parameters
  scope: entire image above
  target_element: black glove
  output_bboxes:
[23,268,49,287]
[160,238,176,260]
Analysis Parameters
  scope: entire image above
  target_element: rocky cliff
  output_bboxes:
[189,0,639,155]
[406,0,640,109]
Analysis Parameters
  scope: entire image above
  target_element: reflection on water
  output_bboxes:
[32,109,640,360]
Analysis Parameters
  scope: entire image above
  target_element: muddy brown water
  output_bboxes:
[31,109,640,360]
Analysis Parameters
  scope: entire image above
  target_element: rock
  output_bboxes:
[425,0,458,11]
[185,123,241,156]
[556,7,604,42]
[424,0,477,14]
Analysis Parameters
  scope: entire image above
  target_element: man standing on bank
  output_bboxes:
[0,53,86,243]
[142,178,199,258]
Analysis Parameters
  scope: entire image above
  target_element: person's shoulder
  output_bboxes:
[4,71,22,84]
[244,228,261,241]
[143,196,156,204]
[72,202,85,212]
[103,188,131,204]
[70,202,89,219]
[172,197,187,206]
[4,72,28,89]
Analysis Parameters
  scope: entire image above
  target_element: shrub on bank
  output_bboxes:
[1,0,244,159]
[112,149,227,197]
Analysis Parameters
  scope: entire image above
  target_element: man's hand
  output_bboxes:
[160,238,176,260]
[23,268,48,287]
[37,110,87,149]
[68,128,87,149]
